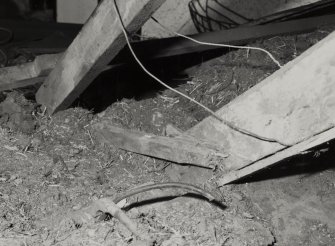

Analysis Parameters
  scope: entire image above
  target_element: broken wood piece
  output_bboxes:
[0,53,61,91]
[71,197,150,241]
[92,123,228,168]
[70,182,218,242]
[218,127,335,185]
[36,0,167,114]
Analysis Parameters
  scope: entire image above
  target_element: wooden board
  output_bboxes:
[36,0,166,114]
[184,29,335,173]
[218,127,335,185]
[92,123,228,168]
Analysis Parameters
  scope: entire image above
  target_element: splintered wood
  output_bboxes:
[218,127,335,185]
[93,123,228,168]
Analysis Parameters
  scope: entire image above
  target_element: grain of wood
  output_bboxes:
[218,127,335,185]
[92,123,228,168]
[185,30,335,172]
[36,0,166,114]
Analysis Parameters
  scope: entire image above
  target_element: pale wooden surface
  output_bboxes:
[142,0,196,37]
[218,127,335,185]
[57,0,98,24]
[36,0,166,114]
[185,30,335,172]
[93,123,228,168]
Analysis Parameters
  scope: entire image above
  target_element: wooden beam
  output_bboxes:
[218,127,335,185]
[3,15,334,92]
[114,14,335,63]
[92,123,228,168]
[183,29,335,173]
[13,14,335,61]
[36,0,166,114]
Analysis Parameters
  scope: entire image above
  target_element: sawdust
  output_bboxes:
[0,25,335,246]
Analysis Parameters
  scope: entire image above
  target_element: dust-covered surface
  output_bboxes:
[0,25,335,246]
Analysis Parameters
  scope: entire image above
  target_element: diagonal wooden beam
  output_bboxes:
[183,29,335,179]
[164,29,335,186]
[2,14,335,92]
[92,123,228,168]
[36,0,166,114]
[218,127,335,185]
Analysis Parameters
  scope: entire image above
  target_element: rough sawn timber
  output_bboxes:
[92,123,228,168]
[218,126,335,185]
[36,0,166,114]
[184,30,335,174]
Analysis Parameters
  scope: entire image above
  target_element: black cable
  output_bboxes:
[113,182,218,204]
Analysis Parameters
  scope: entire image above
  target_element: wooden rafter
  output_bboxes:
[36,0,167,114]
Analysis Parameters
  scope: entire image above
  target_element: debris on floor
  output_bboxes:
[0,91,36,134]
[1,1,335,245]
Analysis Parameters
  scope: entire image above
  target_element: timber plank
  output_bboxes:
[184,30,335,172]
[36,0,166,114]
[218,127,335,185]
[92,123,228,168]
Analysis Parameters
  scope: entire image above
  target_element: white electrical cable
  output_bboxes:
[112,1,289,146]
[112,1,221,121]
[151,17,282,68]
